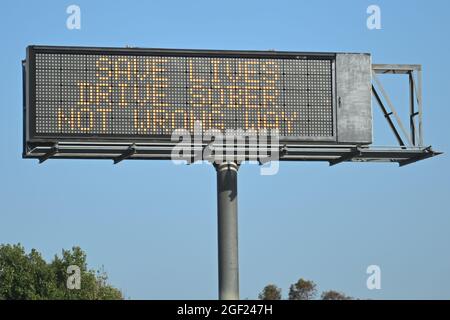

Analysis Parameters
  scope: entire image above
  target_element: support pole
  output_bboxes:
[215,162,239,300]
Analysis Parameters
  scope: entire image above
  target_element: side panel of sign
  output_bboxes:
[336,53,372,145]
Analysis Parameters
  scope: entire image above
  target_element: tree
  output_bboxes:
[258,284,282,300]
[288,278,317,300]
[0,244,123,300]
[321,290,352,300]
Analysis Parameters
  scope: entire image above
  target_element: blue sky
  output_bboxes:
[0,0,449,299]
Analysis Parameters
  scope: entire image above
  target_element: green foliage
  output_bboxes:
[260,278,355,300]
[321,290,352,300]
[288,278,317,300]
[0,244,123,300]
[258,284,282,300]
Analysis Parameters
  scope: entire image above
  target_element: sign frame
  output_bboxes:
[24,45,338,145]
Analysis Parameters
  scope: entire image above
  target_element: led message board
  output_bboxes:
[25,46,339,143]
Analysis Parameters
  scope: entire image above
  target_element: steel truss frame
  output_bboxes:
[24,64,441,166]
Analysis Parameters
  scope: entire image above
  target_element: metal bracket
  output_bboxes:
[257,144,286,165]
[329,147,362,166]
[113,144,136,164]
[398,146,437,167]
[280,144,288,158]
[38,143,58,164]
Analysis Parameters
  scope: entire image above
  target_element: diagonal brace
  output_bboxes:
[39,143,59,164]
[329,147,362,166]
[113,144,136,164]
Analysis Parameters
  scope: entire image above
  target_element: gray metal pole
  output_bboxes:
[215,161,239,300]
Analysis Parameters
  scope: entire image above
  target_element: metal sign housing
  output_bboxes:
[24,46,373,143]
[23,46,439,165]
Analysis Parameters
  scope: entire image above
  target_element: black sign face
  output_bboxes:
[25,46,336,143]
